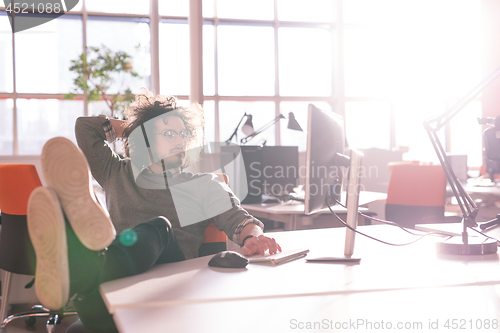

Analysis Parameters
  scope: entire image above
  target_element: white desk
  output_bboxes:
[101,225,500,332]
[112,284,500,333]
[242,191,386,230]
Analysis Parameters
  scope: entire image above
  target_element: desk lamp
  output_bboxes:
[423,65,500,255]
[225,113,254,144]
[240,112,303,144]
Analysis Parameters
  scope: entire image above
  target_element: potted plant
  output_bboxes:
[65,45,141,119]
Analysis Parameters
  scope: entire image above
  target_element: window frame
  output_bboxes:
[0,0,486,168]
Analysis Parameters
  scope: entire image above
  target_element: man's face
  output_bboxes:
[153,114,187,170]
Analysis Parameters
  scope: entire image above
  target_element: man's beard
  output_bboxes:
[158,152,185,170]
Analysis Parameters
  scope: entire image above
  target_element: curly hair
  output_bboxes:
[122,89,205,170]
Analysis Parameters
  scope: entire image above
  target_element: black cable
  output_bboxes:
[333,198,453,238]
[325,196,453,246]
[337,197,500,244]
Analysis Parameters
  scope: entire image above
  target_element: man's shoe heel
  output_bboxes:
[27,187,69,310]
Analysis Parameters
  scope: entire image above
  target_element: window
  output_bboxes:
[0,99,13,155]
[14,15,83,94]
[86,16,151,94]
[278,27,332,97]
[217,24,275,97]
[0,4,153,155]
[0,0,486,171]
[159,19,189,96]
[0,12,13,93]
[345,102,391,151]
[17,99,84,154]
[343,0,483,166]
[203,0,336,146]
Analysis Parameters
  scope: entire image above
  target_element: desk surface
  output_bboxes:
[112,284,500,333]
[101,225,500,317]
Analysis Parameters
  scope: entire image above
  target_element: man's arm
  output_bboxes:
[75,116,127,188]
[239,223,281,256]
[203,174,281,256]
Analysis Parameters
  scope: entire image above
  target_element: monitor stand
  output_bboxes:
[344,149,362,258]
[306,149,363,263]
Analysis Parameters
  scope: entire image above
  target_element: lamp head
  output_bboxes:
[287,112,303,132]
[241,114,254,136]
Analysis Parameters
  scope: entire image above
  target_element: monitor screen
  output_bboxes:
[304,104,346,215]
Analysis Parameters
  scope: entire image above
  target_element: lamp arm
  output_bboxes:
[422,66,500,245]
[226,113,249,144]
[425,126,478,221]
[425,126,479,245]
[241,114,285,144]
[425,65,500,132]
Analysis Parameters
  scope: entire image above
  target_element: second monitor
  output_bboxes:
[241,145,299,204]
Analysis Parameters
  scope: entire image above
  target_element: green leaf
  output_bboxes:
[63,93,75,100]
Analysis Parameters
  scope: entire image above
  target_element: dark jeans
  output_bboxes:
[71,217,185,332]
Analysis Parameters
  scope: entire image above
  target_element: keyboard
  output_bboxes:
[244,248,309,265]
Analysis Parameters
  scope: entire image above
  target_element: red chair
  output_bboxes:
[198,173,229,257]
[385,161,448,229]
[0,164,76,332]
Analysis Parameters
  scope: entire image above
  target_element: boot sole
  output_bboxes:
[41,137,116,251]
[27,187,69,311]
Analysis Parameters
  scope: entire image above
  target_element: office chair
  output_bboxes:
[385,161,450,229]
[0,164,77,333]
[198,173,229,257]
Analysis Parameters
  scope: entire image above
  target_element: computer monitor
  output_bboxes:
[237,145,299,203]
[304,104,363,257]
[261,146,299,197]
[240,145,263,204]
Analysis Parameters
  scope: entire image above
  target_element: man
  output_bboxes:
[74,91,280,258]
[27,91,280,332]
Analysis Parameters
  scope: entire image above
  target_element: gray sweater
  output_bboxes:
[75,116,262,259]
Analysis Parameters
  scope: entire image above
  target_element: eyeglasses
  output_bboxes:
[156,129,193,142]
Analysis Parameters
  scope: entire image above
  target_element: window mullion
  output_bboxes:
[213,0,220,143]
[274,0,280,145]
[150,0,160,93]
[12,11,17,155]
[82,0,88,116]
[189,0,203,104]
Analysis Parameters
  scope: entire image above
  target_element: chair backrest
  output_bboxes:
[385,161,447,228]
[0,164,42,275]
[198,173,228,257]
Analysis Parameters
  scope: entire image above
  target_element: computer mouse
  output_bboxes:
[208,251,249,268]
